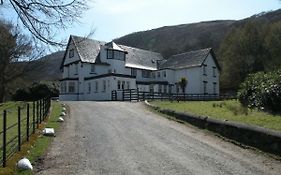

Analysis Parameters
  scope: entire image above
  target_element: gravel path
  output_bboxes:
[36,101,281,175]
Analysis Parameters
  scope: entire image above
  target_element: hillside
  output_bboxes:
[115,9,281,58]
[23,51,64,82]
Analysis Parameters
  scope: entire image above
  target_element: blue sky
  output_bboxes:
[1,0,281,43]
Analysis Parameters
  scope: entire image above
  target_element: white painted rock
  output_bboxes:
[56,99,60,102]
[60,112,66,116]
[62,107,66,112]
[57,117,64,122]
[43,128,55,136]
[61,103,66,107]
[17,158,33,170]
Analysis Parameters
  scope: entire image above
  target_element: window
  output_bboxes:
[122,81,125,89]
[88,82,91,93]
[158,85,162,93]
[68,82,75,93]
[163,71,166,78]
[142,70,151,78]
[203,64,207,76]
[157,72,161,78]
[213,82,217,94]
[168,85,172,94]
[126,82,130,89]
[149,85,154,93]
[131,68,137,76]
[103,80,106,92]
[164,85,167,93]
[74,64,78,74]
[108,69,112,73]
[65,66,70,77]
[107,49,113,59]
[176,84,179,93]
[69,49,74,58]
[203,81,208,94]
[60,82,65,93]
[152,72,155,78]
[117,81,121,90]
[91,64,95,73]
[213,67,216,77]
[95,81,98,92]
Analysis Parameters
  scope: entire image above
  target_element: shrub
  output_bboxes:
[238,69,281,112]
[13,82,59,101]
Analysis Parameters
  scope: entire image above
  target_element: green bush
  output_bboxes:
[13,82,59,101]
[238,70,281,112]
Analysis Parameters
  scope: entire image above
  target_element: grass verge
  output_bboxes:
[0,101,62,175]
[150,100,281,131]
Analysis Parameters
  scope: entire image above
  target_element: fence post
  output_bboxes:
[2,110,7,167]
[36,101,39,128]
[33,101,35,133]
[122,90,125,101]
[26,103,30,142]
[18,106,21,151]
[137,89,139,101]
[39,100,42,123]
[129,89,132,101]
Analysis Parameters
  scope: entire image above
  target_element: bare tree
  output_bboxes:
[0,20,32,102]
[0,0,89,46]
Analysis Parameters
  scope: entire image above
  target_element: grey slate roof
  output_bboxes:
[71,35,106,64]
[62,35,219,71]
[160,48,212,69]
[119,45,164,70]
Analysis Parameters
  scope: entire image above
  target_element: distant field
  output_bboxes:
[150,100,281,131]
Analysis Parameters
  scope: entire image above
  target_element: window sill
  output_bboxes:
[90,72,97,74]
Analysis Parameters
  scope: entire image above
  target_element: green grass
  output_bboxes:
[0,101,63,175]
[150,100,281,131]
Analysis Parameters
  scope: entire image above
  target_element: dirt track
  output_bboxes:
[36,102,281,175]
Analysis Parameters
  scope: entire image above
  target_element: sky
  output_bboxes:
[1,0,281,43]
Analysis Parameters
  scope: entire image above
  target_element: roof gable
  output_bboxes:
[160,48,220,70]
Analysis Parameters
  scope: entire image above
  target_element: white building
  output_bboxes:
[59,35,220,101]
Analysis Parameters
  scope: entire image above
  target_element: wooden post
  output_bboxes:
[39,100,42,123]
[18,106,21,151]
[26,103,30,141]
[2,110,7,167]
[33,101,35,133]
[129,89,132,101]
[36,101,39,128]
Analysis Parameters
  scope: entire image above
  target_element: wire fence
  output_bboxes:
[0,97,51,167]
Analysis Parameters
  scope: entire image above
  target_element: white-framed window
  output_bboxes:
[88,82,91,93]
[91,64,96,73]
[157,72,161,78]
[152,72,155,78]
[69,49,74,58]
[131,68,137,76]
[203,81,208,94]
[75,64,78,74]
[95,81,98,92]
[107,49,113,59]
[117,81,121,90]
[103,80,106,92]
[126,82,130,89]
[122,81,125,89]
[164,85,167,93]
[68,82,75,93]
[163,71,166,78]
[213,67,216,77]
[158,85,162,93]
[203,64,207,76]
[213,82,217,94]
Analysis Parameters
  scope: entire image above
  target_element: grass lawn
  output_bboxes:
[0,101,62,175]
[150,100,281,131]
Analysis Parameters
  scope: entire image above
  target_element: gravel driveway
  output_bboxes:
[36,101,281,175]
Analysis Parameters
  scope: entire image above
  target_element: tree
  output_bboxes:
[219,20,266,90]
[264,22,281,70]
[0,21,32,103]
[0,0,89,46]
[178,77,188,93]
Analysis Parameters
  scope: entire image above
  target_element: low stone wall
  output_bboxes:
[145,101,281,157]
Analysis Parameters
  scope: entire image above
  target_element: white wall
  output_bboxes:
[201,54,220,95]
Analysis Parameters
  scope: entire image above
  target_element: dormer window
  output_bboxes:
[107,50,113,59]
[69,49,74,58]
[91,64,96,73]
[107,49,125,61]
